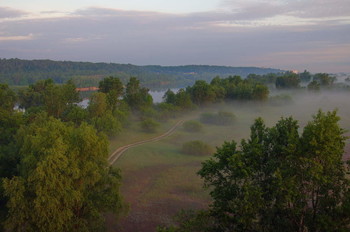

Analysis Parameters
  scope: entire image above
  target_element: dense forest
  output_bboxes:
[0,58,283,89]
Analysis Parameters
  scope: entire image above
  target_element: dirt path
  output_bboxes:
[108,120,184,165]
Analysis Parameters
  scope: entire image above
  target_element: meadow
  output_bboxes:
[109,90,350,232]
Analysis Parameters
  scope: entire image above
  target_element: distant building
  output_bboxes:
[76,87,99,92]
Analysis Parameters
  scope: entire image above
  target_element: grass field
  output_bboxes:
[108,91,350,232]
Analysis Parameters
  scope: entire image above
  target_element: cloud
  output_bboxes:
[0,33,35,41]
[0,6,349,72]
[221,0,350,21]
[0,7,28,19]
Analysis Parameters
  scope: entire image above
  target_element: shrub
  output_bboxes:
[182,140,214,156]
[183,120,203,132]
[200,111,235,125]
[140,118,160,133]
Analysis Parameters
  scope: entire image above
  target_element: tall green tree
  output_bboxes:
[18,79,79,118]
[275,72,300,89]
[124,77,153,111]
[88,92,108,118]
[0,84,17,111]
[299,70,312,83]
[98,76,124,111]
[197,110,349,232]
[313,73,336,87]
[3,115,126,232]
[186,80,216,105]
[0,86,23,225]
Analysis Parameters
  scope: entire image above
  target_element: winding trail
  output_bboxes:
[108,120,184,165]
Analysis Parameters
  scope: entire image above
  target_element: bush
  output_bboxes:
[140,118,160,133]
[183,120,203,132]
[155,103,179,122]
[200,111,235,125]
[91,111,121,136]
[182,140,214,156]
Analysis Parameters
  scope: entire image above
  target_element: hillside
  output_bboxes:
[0,58,284,89]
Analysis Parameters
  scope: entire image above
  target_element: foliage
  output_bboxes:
[182,140,214,156]
[183,120,203,133]
[3,116,126,232]
[275,72,300,89]
[200,111,236,126]
[0,84,17,111]
[197,110,350,232]
[0,58,282,88]
[124,77,153,111]
[173,89,195,110]
[155,103,179,121]
[91,111,122,137]
[186,80,216,105]
[163,89,176,105]
[246,73,278,84]
[140,118,160,133]
[98,76,124,111]
[313,73,336,87]
[18,79,80,118]
[210,76,269,101]
[61,104,88,125]
[88,92,108,118]
[307,80,320,91]
[299,70,312,82]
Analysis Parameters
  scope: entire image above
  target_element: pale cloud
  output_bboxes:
[0,5,349,72]
[0,33,35,41]
[0,7,28,19]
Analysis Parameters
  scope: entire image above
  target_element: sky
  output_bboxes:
[0,0,350,73]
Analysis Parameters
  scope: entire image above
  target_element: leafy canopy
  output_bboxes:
[197,110,350,232]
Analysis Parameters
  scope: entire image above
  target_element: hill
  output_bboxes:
[0,58,284,89]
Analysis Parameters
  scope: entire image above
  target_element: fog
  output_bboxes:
[190,89,350,159]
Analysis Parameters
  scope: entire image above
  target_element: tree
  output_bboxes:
[313,73,336,87]
[186,80,216,105]
[18,79,79,118]
[197,110,349,232]
[174,89,194,110]
[307,80,320,91]
[91,111,122,136]
[0,85,23,225]
[251,84,269,101]
[88,92,108,118]
[98,76,124,111]
[275,72,300,89]
[124,77,153,111]
[140,118,160,133]
[3,115,126,232]
[299,70,312,83]
[0,84,17,111]
[163,89,176,105]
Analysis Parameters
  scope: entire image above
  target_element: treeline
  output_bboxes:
[12,75,269,136]
[0,58,282,89]
[247,70,349,90]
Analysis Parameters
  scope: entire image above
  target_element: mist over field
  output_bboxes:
[112,88,350,231]
[1,0,350,231]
